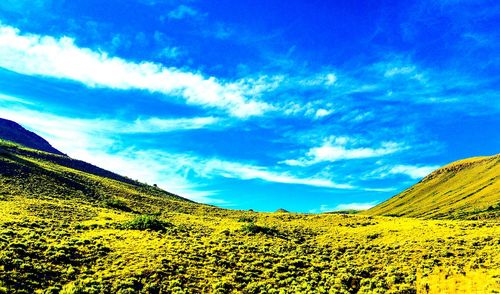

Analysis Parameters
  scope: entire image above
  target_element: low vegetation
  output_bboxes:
[0,140,499,293]
[366,154,500,219]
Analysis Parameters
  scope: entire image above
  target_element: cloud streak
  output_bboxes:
[196,159,354,189]
[309,201,378,213]
[0,24,272,118]
[283,137,401,166]
[388,165,438,179]
[167,5,200,20]
[366,164,440,180]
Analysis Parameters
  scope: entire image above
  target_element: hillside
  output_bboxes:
[0,128,499,292]
[0,140,218,221]
[366,154,500,219]
[0,118,65,156]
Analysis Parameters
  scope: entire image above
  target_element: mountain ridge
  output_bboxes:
[0,118,65,156]
[0,118,192,204]
[366,153,500,219]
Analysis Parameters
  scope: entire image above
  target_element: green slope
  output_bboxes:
[366,154,500,219]
[0,139,219,215]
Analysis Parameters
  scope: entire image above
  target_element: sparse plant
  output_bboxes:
[120,215,172,231]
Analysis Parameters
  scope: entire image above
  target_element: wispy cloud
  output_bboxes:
[124,117,222,133]
[280,101,335,120]
[283,136,402,167]
[314,108,333,119]
[195,159,354,189]
[366,164,440,180]
[0,106,222,135]
[297,73,337,87]
[0,93,34,105]
[0,24,272,118]
[333,201,378,211]
[363,187,397,192]
[157,46,182,60]
[309,201,378,213]
[166,5,202,20]
[388,165,438,179]
[211,22,234,40]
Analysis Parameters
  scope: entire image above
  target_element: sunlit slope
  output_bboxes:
[367,154,500,219]
[0,139,221,215]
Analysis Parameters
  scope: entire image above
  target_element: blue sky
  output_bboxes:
[0,0,499,212]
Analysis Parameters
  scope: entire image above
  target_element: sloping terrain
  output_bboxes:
[0,139,195,211]
[367,154,500,219]
[0,130,498,292]
[0,118,65,155]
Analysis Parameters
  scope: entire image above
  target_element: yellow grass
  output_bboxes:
[366,154,500,219]
[0,140,499,293]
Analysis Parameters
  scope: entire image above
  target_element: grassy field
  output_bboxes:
[0,140,499,293]
[366,154,500,220]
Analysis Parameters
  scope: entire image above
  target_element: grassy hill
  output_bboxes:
[0,132,499,292]
[366,154,500,219]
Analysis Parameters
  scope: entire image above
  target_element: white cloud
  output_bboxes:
[365,164,439,180]
[325,73,337,86]
[280,101,335,120]
[384,66,416,77]
[380,61,427,82]
[333,201,378,211]
[310,201,378,213]
[0,93,34,105]
[388,164,438,179]
[167,5,199,20]
[0,24,272,118]
[212,22,234,40]
[298,72,337,87]
[126,116,221,133]
[158,47,181,60]
[363,187,397,192]
[314,108,332,118]
[0,106,221,136]
[197,159,354,189]
[283,137,401,166]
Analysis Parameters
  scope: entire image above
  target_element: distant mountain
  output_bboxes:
[0,118,65,155]
[366,154,500,219]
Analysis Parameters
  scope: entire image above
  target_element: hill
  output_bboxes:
[0,118,65,155]
[0,139,202,214]
[0,124,499,293]
[366,154,500,219]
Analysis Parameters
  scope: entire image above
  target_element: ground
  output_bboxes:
[0,196,498,293]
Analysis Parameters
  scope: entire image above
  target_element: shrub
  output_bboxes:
[120,215,172,231]
[102,198,131,212]
[237,216,256,223]
[240,223,280,236]
[367,233,382,240]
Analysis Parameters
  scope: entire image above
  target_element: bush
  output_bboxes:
[240,223,280,236]
[120,215,172,232]
[103,198,131,212]
[237,216,256,223]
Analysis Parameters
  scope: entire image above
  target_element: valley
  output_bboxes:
[0,136,498,293]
